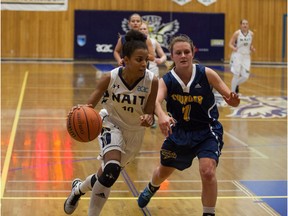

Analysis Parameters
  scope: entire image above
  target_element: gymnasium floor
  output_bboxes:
[1,61,287,216]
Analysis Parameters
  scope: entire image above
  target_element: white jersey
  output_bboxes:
[148,38,159,77]
[101,67,154,131]
[230,30,253,73]
[236,30,253,55]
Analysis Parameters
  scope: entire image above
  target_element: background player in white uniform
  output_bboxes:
[229,19,256,93]
[114,13,155,66]
[139,22,167,77]
[139,22,167,128]
[64,29,158,216]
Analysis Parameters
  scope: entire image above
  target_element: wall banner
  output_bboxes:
[74,10,225,61]
[1,0,68,11]
[172,0,192,6]
[197,0,217,6]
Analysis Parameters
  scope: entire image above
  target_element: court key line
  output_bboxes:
[1,195,287,200]
[232,181,280,216]
[1,71,29,198]
[121,169,152,216]
[224,130,269,159]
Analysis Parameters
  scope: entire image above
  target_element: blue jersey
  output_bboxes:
[161,64,223,166]
[163,64,219,130]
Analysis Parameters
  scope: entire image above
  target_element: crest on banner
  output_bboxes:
[77,35,86,47]
[122,15,180,50]
[197,0,217,6]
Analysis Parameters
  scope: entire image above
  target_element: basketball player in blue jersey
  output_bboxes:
[114,13,155,66]
[229,19,256,93]
[64,29,158,215]
[138,35,240,216]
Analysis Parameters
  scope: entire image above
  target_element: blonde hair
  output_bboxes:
[168,34,195,70]
[129,13,142,22]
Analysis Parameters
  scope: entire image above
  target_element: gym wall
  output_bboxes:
[1,0,287,62]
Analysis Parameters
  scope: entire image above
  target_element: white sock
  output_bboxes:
[203,206,215,214]
[79,174,97,194]
[88,181,111,216]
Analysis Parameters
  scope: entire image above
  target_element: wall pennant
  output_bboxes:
[197,0,217,6]
[172,0,192,6]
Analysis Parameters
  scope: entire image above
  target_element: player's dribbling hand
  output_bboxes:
[140,114,154,127]
[223,92,240,107]
[67,104,93,116]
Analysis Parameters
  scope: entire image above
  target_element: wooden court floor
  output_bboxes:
[1,61,287,216]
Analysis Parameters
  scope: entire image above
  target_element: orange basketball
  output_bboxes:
[67,106,102,142]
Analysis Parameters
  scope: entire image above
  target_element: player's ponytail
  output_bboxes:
[122,30,147,58]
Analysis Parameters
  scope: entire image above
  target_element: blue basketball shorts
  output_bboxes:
[160,123,224,171]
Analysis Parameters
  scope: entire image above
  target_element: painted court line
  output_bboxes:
[224,131,249,147]
[1,71,29,198]
[13,149,100,153]
[135,156,266,159]
[1,196,287,200]
[7,189,129,193]
[224,130,269,159]
[233,181,280,216]
[8,180,124,183]
[5,189,241,194]
[8,155,268,160]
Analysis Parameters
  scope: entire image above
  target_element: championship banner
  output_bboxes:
[74,10,224,61]
[197,0,217,6]
[1,0,68,11]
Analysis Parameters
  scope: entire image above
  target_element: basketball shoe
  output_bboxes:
[235,85,239,94]
[64,178,84,214]
[138,184,159,208]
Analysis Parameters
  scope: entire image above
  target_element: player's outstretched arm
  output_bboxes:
[206,67,240,107]
[223,92,240,107]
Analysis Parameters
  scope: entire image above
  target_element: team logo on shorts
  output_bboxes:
[161,149,177,160]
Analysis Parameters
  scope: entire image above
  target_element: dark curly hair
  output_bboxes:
[122,29,148,58]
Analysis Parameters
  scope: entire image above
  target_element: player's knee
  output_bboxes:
[243,73,250,79]
[199,159,217,182]
[200,166,216,182]
[98,160,121,187]
[241,69,250,79]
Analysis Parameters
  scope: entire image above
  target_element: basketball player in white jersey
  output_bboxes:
[139,22,167,128]
[64,29,158,215]
[139,22,167,78]
[229,19,256,93]
[114,13,155,66]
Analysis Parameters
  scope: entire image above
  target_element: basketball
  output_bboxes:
[67,105,102,142]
